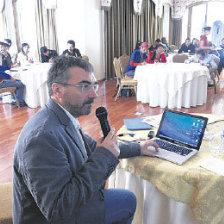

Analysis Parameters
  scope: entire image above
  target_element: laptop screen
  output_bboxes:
[156,110,208,149]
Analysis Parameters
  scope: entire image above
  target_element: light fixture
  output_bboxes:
[101,0,112,10]
[133,0,145,15]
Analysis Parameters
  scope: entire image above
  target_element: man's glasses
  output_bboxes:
[57,82,99,92]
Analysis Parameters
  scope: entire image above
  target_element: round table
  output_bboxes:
[134,63,210,109]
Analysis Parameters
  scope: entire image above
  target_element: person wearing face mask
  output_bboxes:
[146,44,167,64]
[125,42,149,78]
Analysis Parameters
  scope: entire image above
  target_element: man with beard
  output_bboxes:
[13,56,158,224]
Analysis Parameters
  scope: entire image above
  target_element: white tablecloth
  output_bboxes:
[134,63,210,109]
[109,169,199,224]
[11,63,51,108]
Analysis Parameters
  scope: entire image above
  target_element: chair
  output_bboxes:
[170,45,178,53]
[113,57,137,101]
[210,54,220,94]
[172,54,189,63]
[118,55,130,76]
[0,87,20,108]
[82,55,89,61]
[0,182,13,224]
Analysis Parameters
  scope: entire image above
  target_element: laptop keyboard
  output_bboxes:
[154,139,193,156]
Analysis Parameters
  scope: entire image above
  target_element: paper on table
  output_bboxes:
[142,114,162,127]
[200,158,224,176]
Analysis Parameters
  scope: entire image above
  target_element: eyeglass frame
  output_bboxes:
[56,81,99,93]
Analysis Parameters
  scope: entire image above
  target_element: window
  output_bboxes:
[181,8,188,43]
[191,4,206,40]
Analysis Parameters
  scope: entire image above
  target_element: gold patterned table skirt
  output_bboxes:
[117,114,224,224]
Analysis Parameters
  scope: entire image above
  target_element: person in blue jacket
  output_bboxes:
[0,66,25,106]
[125,42,149,78]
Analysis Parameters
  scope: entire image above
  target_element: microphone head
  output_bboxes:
[96,106,108,119]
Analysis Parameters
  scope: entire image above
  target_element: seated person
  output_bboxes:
[0,65,25,107]
[217,38,224,74]
[63,40,81,57]
[40,46,58,63]
[185,49,217,85]
[148,39,161,52]
[0,40,12,67]
[134,41,142,50]
[178,38,195,54]
[146,44,167,64]
[198,26,211,53]
[208,42,219,57]
[161,37,172,54]
[4,38,18,64]
[17,43,35,66]
[125,42,149,78]
[192,38,199,50]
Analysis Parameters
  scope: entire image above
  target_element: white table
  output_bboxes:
[109,169,199,224]
[110,114,224,224]
[11,63,51,108]
[134,63,210,109]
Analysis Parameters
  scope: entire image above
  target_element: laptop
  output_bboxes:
[152,109,208,165]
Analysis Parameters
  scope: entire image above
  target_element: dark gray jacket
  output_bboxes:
[13,99,140,223]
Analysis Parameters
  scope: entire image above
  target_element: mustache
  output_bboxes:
[83,98,94,105]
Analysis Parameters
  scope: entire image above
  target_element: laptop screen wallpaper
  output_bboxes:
[158,111,206,148]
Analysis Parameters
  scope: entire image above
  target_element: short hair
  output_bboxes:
[40,46,48,55]
[135,41,142,50]
[4,39,12,47]
[161,37,166,43]
[155,39,161,43]
[21,43,29,54]
[47,56,94,96]
[185,37,191,42]
[203,26,211,31]
[67,40,75,47]
[196,49,206,57]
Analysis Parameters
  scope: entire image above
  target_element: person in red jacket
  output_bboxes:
[198,26,211,53]
[146,44,167,64]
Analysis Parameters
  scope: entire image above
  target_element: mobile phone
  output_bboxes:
[148,130,155,139]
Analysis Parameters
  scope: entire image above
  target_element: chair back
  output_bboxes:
[170,45,178,52]
[113,57,122,79]
[172,54,189,63]
[118,55,130,76]
[211,54,220,65]
[82,55,89,61]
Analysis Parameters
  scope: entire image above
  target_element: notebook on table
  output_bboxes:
[123,118,152,130]
[152,109,208,165]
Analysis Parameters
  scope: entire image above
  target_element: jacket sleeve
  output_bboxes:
[118,141,141,158]
[161,53,167,63]
[0,66,11,80]
[20,129,119,223]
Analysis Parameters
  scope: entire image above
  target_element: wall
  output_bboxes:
[55,0,104,80]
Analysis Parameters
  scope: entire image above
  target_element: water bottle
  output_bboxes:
[219,130,224,155]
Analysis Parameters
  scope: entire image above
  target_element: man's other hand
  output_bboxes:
[97,128,120,158]
[140,140,159,157]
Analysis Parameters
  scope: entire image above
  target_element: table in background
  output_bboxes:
[11,63,51,108]
[109,114,224,224]
[134,63,209,109]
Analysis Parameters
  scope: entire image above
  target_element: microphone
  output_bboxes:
[96,107,111,138]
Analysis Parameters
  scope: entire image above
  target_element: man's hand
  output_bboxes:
[96,128,120,158]
[140,140,159,157]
